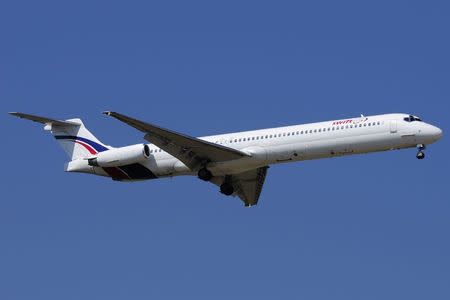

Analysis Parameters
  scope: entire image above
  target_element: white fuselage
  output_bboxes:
[69,113,442,179]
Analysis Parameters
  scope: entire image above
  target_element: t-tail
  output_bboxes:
[9,112,111,160]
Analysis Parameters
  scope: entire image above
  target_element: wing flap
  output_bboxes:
[233,166,269,206]
[211,166,269,206]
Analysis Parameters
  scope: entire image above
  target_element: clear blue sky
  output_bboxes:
[1,1,449,299]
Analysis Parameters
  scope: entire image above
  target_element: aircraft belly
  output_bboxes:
[142,158,178,177]
[208,156,268,176]
[266,144,301,163]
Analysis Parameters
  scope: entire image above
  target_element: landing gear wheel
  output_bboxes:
[416,144,426,160]
[198,168,213,181]
[220,183,234,196]
[416,151,425,160]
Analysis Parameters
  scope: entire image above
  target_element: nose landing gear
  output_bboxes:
[416,144,426,160]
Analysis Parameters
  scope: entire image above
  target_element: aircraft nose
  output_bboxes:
[428,125,443,141]
[434,126,443,140]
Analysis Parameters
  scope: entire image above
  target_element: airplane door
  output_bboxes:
[390,121,397,133]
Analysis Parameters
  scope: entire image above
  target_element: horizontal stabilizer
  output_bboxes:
[9,112,81,126]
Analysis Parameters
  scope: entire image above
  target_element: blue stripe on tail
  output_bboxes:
[54,135,109,152]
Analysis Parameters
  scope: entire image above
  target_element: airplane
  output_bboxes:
[9,111,442,207]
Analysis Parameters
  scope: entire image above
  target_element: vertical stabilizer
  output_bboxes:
[50,118,111,160]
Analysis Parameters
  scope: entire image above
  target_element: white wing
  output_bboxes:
[103,111,249,170]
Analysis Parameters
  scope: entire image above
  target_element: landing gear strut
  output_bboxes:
[416,144,426,160]
[198,167,212,181]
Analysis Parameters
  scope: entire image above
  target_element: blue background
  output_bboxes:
[1,1,449,299]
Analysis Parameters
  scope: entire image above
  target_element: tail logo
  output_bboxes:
[55,135,108,154]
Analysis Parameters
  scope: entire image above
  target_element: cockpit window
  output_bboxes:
[404,115,422,122]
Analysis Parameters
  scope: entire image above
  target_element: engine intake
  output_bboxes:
[88,144,150,167]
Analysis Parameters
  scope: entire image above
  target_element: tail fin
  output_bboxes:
[9,112,111,160]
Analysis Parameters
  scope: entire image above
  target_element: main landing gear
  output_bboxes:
[197,167,235,196]
[416,144,426,160]
[197,167,213,181]
[220,182,234,196]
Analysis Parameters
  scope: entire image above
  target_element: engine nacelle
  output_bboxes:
[88,144,150,167]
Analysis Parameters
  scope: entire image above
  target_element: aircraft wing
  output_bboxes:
[211,166,269,206]
[103,111,249,170]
